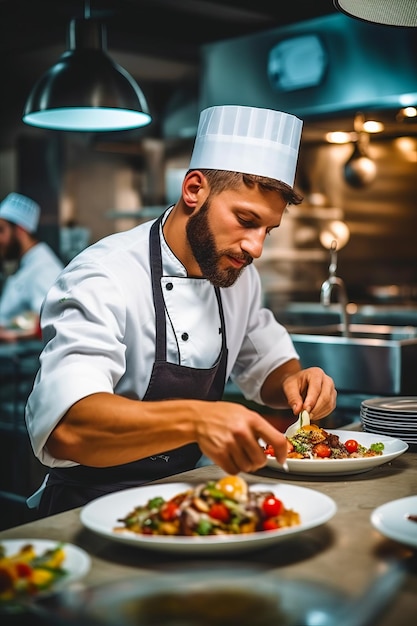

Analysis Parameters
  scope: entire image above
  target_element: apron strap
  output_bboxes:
[149,211,227,359]
[149,214,167,361]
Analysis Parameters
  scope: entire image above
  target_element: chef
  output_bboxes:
[0,192,63,342]
[26,105,336,516]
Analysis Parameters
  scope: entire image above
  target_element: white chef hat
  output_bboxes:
[0,192,40,233]
[189,105,303,187]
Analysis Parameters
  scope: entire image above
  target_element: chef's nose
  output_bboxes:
[241,229,266,259]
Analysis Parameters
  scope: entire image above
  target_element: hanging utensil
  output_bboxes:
[343,113,377,188]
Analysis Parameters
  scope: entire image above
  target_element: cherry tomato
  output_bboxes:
[15,562,33,578]
[159,501,180,521]
[263,444,274,456]
[262,495,283,518]
[313,443,331,458]
[262,518,281,531]
[345,439,359,454]
[209,502,230,523]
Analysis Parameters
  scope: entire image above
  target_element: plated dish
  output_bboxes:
[80,482,337,554]
[114,475,302,537]
[0,539,91,599]
[266,430,408,476]
[371,495,417,548]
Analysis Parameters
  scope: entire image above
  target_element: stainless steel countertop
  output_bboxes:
[1,444,416,625]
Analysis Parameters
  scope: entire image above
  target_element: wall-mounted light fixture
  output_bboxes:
[333,0,417,27]
[23,2,152,132]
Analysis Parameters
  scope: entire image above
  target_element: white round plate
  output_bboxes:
[362,397,417,413]
[361,418,417,430]
[266,430,408,476]
[81,568,345,626]
[360,417,414,430]
[0,539,91,596]
[363,423,417,434]
[371,495,417,548]
[361,423,417,444]
[364,431,417,444]
[80,482,336,554]
[361,411,417,423]
[360,414,412,427]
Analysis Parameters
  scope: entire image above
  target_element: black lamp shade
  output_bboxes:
[23,18,152,132]
[333,0,417,27]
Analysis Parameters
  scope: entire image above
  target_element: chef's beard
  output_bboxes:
[0,230,21,262]
[186,199,253,288]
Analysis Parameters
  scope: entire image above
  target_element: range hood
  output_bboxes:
[199,13,417,121]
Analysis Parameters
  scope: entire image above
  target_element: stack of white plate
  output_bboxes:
[360,397,417,444]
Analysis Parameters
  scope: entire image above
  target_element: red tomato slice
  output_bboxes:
[15,562,33,578]
[209,502,230,523]
[313,442,331,458]
[160,501,180,521]
[262,518,281,531]
[344,439,359,454]
[262,496,283,518]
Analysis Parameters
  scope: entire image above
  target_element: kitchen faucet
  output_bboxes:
[320,240,351,338]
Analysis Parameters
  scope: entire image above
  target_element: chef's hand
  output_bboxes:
[282,366,337,421]
[195,401,287,475]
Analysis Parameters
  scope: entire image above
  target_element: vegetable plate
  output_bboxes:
[80,480,337,554]
[265,429,408,476]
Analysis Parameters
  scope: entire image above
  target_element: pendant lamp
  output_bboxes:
[343,114,377,188]
[333,0,417,27]
[23,16,152,132]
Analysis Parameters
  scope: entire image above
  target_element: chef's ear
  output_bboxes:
[182,170,209,208]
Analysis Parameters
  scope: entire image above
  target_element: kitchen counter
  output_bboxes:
[1,444,416,625]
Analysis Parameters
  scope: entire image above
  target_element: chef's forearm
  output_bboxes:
[46,393,201,467]
[259,358,302,408]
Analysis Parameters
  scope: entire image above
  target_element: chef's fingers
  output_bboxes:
[229,436,270,474]
[196,402,287,473]
[225,418,288,471]
[213,439,266,475]
[257,425,288,465]
[303,372,337,420]
[283,367,337,420]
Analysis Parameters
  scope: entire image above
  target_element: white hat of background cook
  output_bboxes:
[0,192,40,233]
[189,105,303,187]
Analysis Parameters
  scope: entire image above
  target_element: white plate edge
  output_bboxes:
[265,429,408,474]
[80,482,337,550]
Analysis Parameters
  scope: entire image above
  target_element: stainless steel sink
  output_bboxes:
[289,323,417,395]
[271,302,417,328]
[289,323,417,340]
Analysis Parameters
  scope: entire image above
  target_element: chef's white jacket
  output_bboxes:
[25,214,299,468]
[0,242,64,326]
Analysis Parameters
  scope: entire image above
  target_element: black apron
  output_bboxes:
[38,212,228,516]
